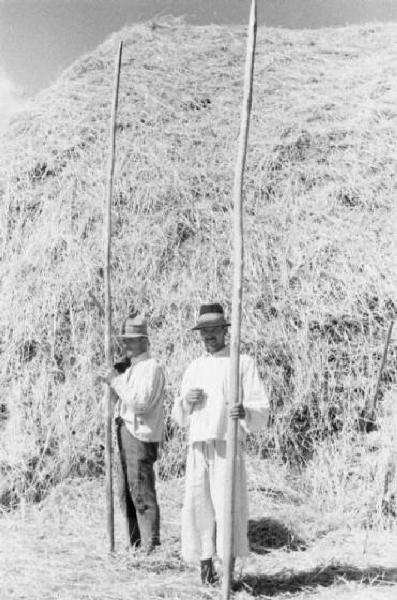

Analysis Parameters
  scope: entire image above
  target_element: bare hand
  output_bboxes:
[97,365,118,385]
[184,389,205,415]
[230,403,245,420]
[185,388,205,407]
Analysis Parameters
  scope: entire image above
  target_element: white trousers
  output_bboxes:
[181,440,249,562]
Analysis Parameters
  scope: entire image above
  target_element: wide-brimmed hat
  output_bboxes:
[192,303,230,330]
[117,315,148,339]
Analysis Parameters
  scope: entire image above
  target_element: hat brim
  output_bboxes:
[117,334,148,340]
[192,322,230,331]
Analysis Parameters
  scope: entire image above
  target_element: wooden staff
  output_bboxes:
[370,320,394,413]
[223,2,257,598]
[104,40,123,553]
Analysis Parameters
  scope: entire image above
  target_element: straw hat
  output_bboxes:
[117,314,148,339]
[192,303,230,330]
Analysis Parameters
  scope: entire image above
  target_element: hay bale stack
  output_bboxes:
[0,20,396,505]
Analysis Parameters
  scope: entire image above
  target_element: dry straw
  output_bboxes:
[1,473,397,599]
[0,17,396,573]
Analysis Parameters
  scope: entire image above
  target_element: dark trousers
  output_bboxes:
[116,418,160,551]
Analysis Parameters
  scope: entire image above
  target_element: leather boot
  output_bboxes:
[200,558,217,585]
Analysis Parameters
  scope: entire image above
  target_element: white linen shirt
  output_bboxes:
[111,352,165,442]
[172,346,269,444]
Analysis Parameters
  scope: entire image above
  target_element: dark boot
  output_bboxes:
[200,558,217,585]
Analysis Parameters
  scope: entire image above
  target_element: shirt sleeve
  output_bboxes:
[240,355,270,433]
[111,360,165,416]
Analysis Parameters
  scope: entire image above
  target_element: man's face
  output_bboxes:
[122,337,147,359]
[199,325,227,354]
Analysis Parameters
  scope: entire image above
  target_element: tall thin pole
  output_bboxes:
[223,2,257,599]
[104,40,123,553]
[371,320,394,412]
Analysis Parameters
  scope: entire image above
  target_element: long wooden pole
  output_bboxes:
[222,2,257,598]
[104,40,123,553]
[371,320,394,412]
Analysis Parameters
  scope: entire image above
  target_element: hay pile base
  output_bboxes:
[1,460,397,599]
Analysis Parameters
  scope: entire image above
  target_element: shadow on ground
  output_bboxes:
[248,518,306,554]
[234,565,397,596]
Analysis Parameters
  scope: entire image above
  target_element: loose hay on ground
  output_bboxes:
[1,469,397,600]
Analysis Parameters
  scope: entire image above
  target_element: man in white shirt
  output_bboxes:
[172,303,269,584]
[98,314,165,553]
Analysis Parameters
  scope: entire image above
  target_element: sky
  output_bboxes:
[1,0,397,128]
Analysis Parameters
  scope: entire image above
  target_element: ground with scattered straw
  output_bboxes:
[2,460,397,599]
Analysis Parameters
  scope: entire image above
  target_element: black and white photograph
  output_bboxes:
[0,1,397,598]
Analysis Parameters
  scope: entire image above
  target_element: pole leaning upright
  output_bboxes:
[371,320,394,413]
[223,2,257,598]
[104,40,123,553]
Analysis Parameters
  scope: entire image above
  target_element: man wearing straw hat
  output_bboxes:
[172,302,269,584]
[98,314,165,553]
